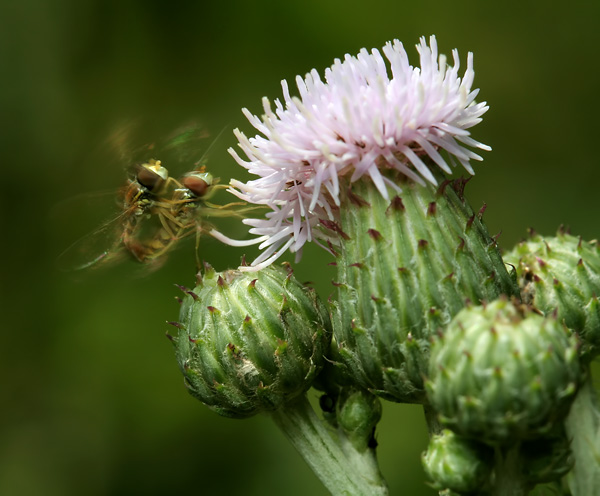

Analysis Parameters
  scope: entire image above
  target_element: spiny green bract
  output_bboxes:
[504,229,600,359]
[422,429,494,494]
[331,174,519,403]
[426,298,581,444]
[171,264,332,418]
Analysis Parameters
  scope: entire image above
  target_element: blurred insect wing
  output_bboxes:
[57,214,126,271]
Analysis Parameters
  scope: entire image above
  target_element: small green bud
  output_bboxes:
[504,230,600,359]
[336,388,382,453]
[332,175,518,403]
[422,429,494,493]
[427,298,581,444]
[173,264,332,418]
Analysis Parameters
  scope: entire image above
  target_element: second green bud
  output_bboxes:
[172,264,332,418]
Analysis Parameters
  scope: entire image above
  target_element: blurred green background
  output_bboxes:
[2,1,599,494]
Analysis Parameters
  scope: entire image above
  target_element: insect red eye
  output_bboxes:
[183,172,213,197]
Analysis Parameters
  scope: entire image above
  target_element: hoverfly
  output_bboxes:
[119,159,217,264]
[57,123,236,271]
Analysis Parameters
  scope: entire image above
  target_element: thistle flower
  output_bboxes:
[223,36,490,268]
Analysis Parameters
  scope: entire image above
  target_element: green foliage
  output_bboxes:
[565,377,600,496]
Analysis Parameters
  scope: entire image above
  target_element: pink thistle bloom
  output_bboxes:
[218,36,490,269]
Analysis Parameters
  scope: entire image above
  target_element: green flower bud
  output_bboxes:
[172,264,332,418]
[504,229,600,359]
[422,429,494,494]
[426,298,581,444]
[331,175,519,403]
[336,388,382,453]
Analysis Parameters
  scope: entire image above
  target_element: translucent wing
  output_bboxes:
[56,212,127,271]
[106,120,212,176]
[57,120,220,272]
[160,122,212,167]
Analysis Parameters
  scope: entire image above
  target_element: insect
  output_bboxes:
[57,123,237,271]
[58,159,215,270]
[120,159,217,263]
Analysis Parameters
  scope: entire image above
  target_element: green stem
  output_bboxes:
[423,404,443,437]
[270,394,388,496]
[336,430,388,492]
[490,444,528,496]
[565,367,600,495]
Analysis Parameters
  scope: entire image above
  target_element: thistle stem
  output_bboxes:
[270,394,388,496]
[336,429,388,492]
[565,367,600,495]
[490,444,528,496]
[423,404,443,437]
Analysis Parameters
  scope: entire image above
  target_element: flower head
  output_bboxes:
[224,36,490,269]
[426,298,581,444]
[172,263,331,418]
[504,229,600,360]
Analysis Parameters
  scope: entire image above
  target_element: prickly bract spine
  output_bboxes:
[331,174,518,403]
[172,264,332,418]
[504,230,600,359]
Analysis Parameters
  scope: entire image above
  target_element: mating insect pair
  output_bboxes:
[59,157,234,271]
[114,158,218,265]
[59,119,268,271]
